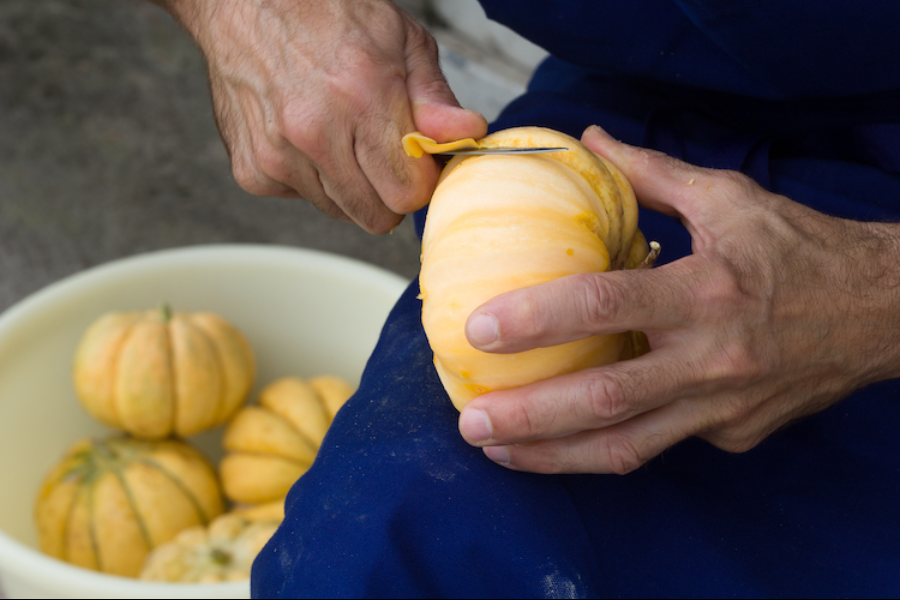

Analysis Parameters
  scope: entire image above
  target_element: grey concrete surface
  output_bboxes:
[0,0,533,315]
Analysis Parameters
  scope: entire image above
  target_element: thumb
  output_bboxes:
[404,32,488,142]
[581,125,706,219]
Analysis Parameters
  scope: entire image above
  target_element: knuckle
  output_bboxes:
[640,149,697,185]
[325,51,403,110]
[419,33,440,64]
[510,398,547,440]
[380,157,437,214]
[355,133,433,215]
[254,141,292,184]
[601,433,645,475]
[718,169,756,193]
[694,258,745,311]
[403,28,440,76]
[657,153,690,175]
[231,155,278,197]
[724,437,759,454]
[693,255,768,332]
[583,373,628,423]
[359,211,402,235]
[583,274,624,328]
[700,393,770,454]
[718,401,754,431]
[722,341,764,382]
[702,339,764,389]
[407,22,439,56]
[714,170,763,208]
[707,427,764,454]
[281,104,329,161]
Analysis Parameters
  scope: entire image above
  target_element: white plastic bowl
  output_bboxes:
[0,244,408,599]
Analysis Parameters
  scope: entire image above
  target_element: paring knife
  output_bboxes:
[434,147,568,156]
[401,132,567,158]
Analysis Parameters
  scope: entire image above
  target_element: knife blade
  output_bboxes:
[436,146,568,156]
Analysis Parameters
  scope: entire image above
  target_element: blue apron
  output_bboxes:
[253,2,900,597]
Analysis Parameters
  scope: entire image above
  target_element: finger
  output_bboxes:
[237,119,355,223]
[481,400,698,474]
[403,24,488,142]
[459,348,692,446]
[368,22,486,216]
[232,144,302,200]
[343,22,487,223]
[272,61,422,232]
[582,125,718,221]
[295,160,355,223]
[466,261,697,353]
[278,87,409,232]
[301,59,441,230]
[214,83,303,200]
[351,92,441,225]
[315,123,407,232]
[216,81,355,224]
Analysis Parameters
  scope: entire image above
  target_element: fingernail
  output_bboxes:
[467,313,499,347]
[459,407,493,444]
[483,445,511,465]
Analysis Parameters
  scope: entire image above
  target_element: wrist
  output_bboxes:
[851,220,900,384]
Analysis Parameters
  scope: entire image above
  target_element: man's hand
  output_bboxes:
[459,125,900,474]
[158,0,487,233]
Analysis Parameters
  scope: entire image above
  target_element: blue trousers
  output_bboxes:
[253,2,900,596]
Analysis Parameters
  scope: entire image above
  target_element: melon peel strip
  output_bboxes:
[401,132,482,158]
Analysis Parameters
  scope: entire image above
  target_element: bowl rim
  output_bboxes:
[0,243,410,335]
[0,243,410,596]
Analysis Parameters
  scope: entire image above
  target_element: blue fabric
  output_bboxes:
[252,2,900,597]
[479,0,900,100]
